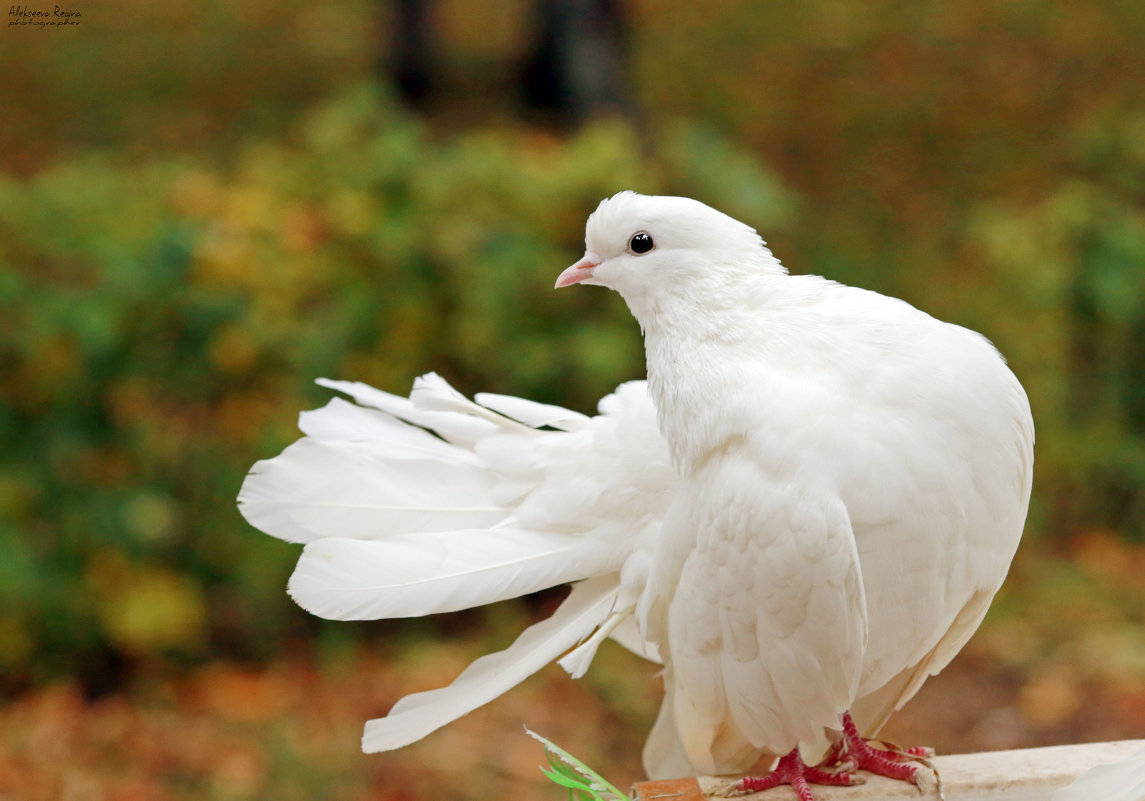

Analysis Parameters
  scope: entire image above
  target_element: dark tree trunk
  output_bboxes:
[387,0,437,107]
[519,0,628,124]
[382,0,629,123]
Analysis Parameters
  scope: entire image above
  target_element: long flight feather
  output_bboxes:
[362,576,619,752]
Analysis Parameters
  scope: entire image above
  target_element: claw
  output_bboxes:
[737,748,860,800]
[837,713,944,800]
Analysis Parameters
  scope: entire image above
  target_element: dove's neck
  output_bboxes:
[630,271,786,472]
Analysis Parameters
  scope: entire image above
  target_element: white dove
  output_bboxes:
[554,191,1034,793]
[239,191,1033,797]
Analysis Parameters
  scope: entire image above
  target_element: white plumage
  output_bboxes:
[239,192,1033,784]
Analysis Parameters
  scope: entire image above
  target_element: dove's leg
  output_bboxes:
[837,712,931,785]
[737,748,861,801]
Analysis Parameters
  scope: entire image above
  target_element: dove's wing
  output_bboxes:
[847,587,995,736]
[836,322,1036,735]
[644,451,868,774]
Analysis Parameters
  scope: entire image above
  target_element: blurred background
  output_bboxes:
[2,0,1145,798]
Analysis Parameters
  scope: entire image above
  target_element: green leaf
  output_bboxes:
[526,728,632,801]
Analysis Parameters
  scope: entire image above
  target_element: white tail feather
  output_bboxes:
[238,438,505,543]
[473,392,591,431]
[362,576,619,752]
[558,609,628,678]
[316,377,500,447]
[288,528,620,619]
[298,398,479,465]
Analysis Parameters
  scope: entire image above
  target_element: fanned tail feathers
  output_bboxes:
[240,373,671,618]
[238,373,674,751]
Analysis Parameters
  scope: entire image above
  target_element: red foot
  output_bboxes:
[840,712,928,785]
[737,748,861,801]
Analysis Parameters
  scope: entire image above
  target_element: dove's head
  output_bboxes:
[555,192,784,323]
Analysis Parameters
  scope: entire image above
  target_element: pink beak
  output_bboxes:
[555,252,603,289]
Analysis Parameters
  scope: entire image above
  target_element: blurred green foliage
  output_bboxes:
[1,0,1143,695]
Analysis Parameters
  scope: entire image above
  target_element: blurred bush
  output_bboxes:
[0,83,797,686]
[968,145,1145,543]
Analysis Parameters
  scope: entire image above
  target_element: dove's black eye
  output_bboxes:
[629,232,654,254]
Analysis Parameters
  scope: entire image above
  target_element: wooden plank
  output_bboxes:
[632,740,1145,801]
